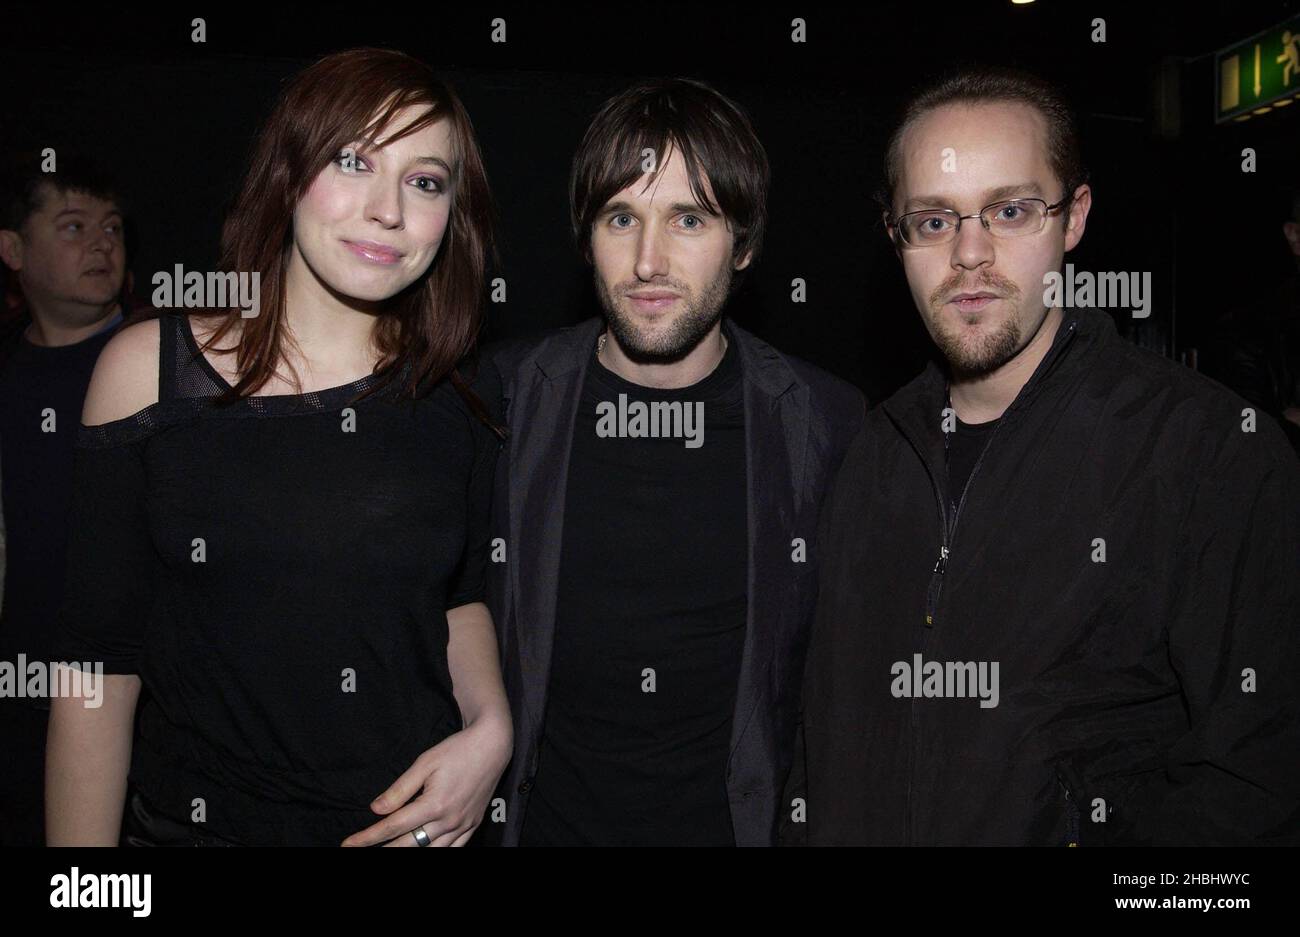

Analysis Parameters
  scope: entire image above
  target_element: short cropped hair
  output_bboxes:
[0,151,126,233]
[878,65,1088,215]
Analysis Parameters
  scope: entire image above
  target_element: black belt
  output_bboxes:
[123,789,244,847]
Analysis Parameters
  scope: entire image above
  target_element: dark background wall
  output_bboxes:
[4,0,1298,404]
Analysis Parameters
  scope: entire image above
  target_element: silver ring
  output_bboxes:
[411,826,431,847]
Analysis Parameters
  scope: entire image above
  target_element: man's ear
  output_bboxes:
[1063,183,1092,252]
[0,229,24,273]
[1283,220,1300,258]
[734,247,753,271]
[882,210,902,257]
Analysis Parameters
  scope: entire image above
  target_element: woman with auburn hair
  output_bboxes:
[45,48,512,846]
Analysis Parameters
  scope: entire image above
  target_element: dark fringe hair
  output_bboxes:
[569,77,770,293]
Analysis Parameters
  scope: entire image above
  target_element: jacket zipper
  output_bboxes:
[907,410,998,846]
[897,316,1079,846]
[1059,775,1081,846]
[922,316,1079,629]
[923,439,989,628]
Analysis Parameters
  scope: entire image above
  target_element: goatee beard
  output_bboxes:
[927,273,1023,377]
[933,309,1022,378]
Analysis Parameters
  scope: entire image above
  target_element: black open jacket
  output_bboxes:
[785,306,1300,845]
[482,317,864,845]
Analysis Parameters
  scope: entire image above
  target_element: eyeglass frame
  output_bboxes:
[885,195,1072,248]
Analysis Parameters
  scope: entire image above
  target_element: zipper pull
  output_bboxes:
[925,546,949,627]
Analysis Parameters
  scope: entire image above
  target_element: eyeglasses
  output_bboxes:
[887,197,1069,248]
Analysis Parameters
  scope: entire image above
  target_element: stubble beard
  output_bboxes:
[596,263,733,365]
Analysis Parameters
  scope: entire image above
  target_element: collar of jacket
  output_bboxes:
[527,315,801,400]
[881,305,1115,455]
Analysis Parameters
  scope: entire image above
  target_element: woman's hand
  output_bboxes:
[343,601,512,847]
[341,710,512,847]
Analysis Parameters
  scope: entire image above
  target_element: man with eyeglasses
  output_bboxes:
[781,66,1300,845]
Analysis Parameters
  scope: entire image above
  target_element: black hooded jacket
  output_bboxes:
[784,306,1300,845]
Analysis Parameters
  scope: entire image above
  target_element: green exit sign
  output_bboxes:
[1216,15,1300,122]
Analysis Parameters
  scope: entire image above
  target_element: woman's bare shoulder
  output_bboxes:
[81,317,161,426]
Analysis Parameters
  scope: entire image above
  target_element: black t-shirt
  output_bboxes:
[521,335,748,845]
[0,314,121,693]
[52,313,502,845]
[946,414,999,515]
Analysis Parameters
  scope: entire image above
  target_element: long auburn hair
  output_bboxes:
[197,48,499,431]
